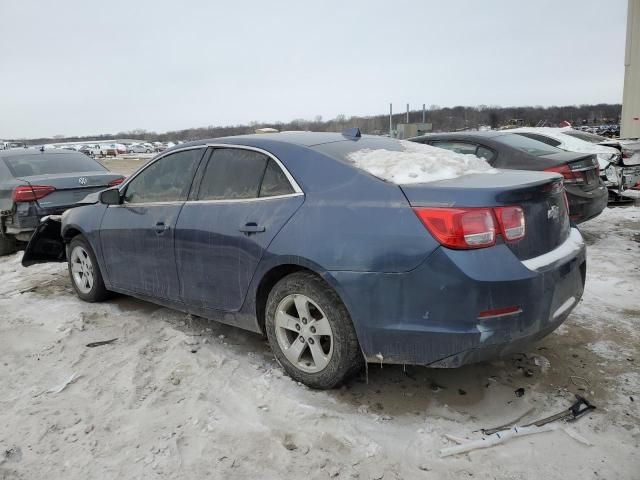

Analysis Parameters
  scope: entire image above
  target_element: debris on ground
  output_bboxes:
[86,338,118,348]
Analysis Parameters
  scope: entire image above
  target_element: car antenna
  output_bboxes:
[341,127,361,139]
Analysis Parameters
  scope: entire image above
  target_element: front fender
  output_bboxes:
[21,216,65,267]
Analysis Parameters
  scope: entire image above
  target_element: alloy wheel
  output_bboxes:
[70,246,94,294]
[274,294,334,373]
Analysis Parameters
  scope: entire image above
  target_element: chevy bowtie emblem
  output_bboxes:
[547,205,560,221]
[78,177,88,185]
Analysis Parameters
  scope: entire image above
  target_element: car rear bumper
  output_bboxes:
[566,184,608,223]
[329,228,586,367]
[5,204,70,239]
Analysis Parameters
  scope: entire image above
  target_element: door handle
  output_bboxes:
[239,222,265,234]
[154,222,170,234]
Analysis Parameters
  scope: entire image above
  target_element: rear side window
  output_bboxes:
[515,132,561,147]
[476,146,496,163]
[496,134,563,157]
[198,148,268,200]
[260,159,295,197]
[124,148,203,203]
[3,152,106,177]
[430,141,478,156]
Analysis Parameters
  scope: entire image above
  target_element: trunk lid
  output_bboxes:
[16,172,123,209]
[400,170,570,260]
[565,155,601,191]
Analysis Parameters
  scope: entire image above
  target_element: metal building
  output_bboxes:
[622,0,640,137]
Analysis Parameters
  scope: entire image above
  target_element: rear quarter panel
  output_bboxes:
[259,143,440,273]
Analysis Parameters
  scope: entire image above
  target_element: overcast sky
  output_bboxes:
[0,0,628,139]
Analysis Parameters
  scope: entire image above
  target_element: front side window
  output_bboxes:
[124,148,203,203]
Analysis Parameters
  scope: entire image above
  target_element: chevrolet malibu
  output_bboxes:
[23,131,586,389]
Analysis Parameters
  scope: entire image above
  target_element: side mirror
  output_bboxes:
[100,187,121,205]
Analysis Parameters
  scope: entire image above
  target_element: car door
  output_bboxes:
[99,147,206,300]
[175,146,304,314]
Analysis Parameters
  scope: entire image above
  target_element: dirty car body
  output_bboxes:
[23,133,586,371]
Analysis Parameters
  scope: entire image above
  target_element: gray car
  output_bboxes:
[0,149,124,255]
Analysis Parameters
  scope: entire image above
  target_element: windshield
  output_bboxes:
[562,130,608,144]
[494,133,563,156]
[3,152,106,177]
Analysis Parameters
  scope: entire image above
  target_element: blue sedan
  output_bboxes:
[23,131,586,389]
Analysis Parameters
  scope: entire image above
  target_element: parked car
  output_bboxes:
[80,144,118,158]
[508,128,640,201]
[0,149,124,255]
[1,141,27,150]
[113,143,127,155]
[127,144,153,154]
[562,129,640,201]
[23,132,586,389]
[410,132,608,223]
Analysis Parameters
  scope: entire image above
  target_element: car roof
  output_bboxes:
[174,131,363,150]
[411,131,515,141]
[0,148,85,158]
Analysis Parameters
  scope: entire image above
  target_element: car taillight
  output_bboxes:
[108,177,125,187]
[413,206,528,250]
[12,185,56,202]
[494,206,525,241]
[413,208,496,249]
[544,165,585,184]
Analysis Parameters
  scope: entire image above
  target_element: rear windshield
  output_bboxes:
[494,133,563,157]
[562,130,608,144]
[3,152,106,177]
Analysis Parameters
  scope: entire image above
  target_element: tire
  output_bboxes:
[0,234,17,256]
[265,272,363,389]
[67,235,110,302]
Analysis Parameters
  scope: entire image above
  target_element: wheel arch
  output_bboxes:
[253,261,354,337]
[62,225,84,242]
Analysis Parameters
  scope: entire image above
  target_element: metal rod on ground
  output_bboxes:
[389,103,393,138]
[406,103,409,123]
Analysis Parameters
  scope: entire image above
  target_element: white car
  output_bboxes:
[509,127,620,170]
[508,127,640,200]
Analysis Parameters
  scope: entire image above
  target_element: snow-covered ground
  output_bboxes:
[0,206,638,479]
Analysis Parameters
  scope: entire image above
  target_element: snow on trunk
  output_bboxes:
[347,140,496,184]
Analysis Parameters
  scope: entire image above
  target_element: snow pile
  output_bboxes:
[348,140,496,184]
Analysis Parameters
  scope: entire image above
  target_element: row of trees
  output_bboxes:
[22,103,622,145]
